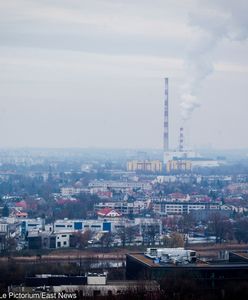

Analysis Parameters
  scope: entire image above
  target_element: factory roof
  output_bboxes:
[127,253,248,269]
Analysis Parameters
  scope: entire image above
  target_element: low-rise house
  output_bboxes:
[97,208,122,218]
[15,212,28,218]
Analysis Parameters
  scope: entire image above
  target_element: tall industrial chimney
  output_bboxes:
[179,127,184,151]
[163,78,169,152]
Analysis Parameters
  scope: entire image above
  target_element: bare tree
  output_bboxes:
[141,222,160,246]
[100,232,113,248]
[178,213,195,233]
[235,218,248,243]
[208,212,234,244]
[117,226,127,248]
[126,225,138,245]
[163,232,184,247]
[72,230,92,249]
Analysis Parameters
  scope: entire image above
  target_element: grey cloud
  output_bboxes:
[0,0,247,149]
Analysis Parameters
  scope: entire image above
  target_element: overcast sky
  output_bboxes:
[0,0,248,150]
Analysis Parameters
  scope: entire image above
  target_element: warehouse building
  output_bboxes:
[126,249,248,288]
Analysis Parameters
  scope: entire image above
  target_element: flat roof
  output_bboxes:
[107,280,159,286]
[233,252,248,259]
[127,253,248,269]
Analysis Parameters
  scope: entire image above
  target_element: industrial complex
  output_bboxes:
[127,78,223,173]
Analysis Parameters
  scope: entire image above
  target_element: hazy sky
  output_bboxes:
[0,0,248,149]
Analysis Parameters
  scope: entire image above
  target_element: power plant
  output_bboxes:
[162,78,221,172]
[163,78,197,168]
[126,78,222,173]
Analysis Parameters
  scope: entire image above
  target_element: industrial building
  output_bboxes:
[25,216,162,249]
[162,78,221,171]
[9,273,160,297]
[162,80,197,172]
[126,249,248,288]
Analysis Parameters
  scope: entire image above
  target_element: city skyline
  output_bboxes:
[0,0,248,149]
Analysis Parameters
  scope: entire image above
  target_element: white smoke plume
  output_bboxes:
[180,0,248,121]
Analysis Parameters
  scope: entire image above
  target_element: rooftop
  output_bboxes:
[127,252,248,269]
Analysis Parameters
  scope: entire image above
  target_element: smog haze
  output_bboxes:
[0,0,248,150]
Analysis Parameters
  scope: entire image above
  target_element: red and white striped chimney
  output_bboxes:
[163,78,169,152]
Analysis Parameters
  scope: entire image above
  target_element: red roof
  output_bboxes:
[56,198,79,205]
[170,193,186,199]
[15,200,27,209]
[97,208,121,217]
[16,212,28,217]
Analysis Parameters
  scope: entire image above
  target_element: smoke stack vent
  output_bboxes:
[179,127,184,152]
[163,78,169,151]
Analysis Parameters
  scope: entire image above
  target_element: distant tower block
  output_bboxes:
[179,127,184,152]
[163,78,169,152]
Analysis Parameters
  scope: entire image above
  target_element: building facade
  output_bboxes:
[152,201,220,216]
[127,160,162,173]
